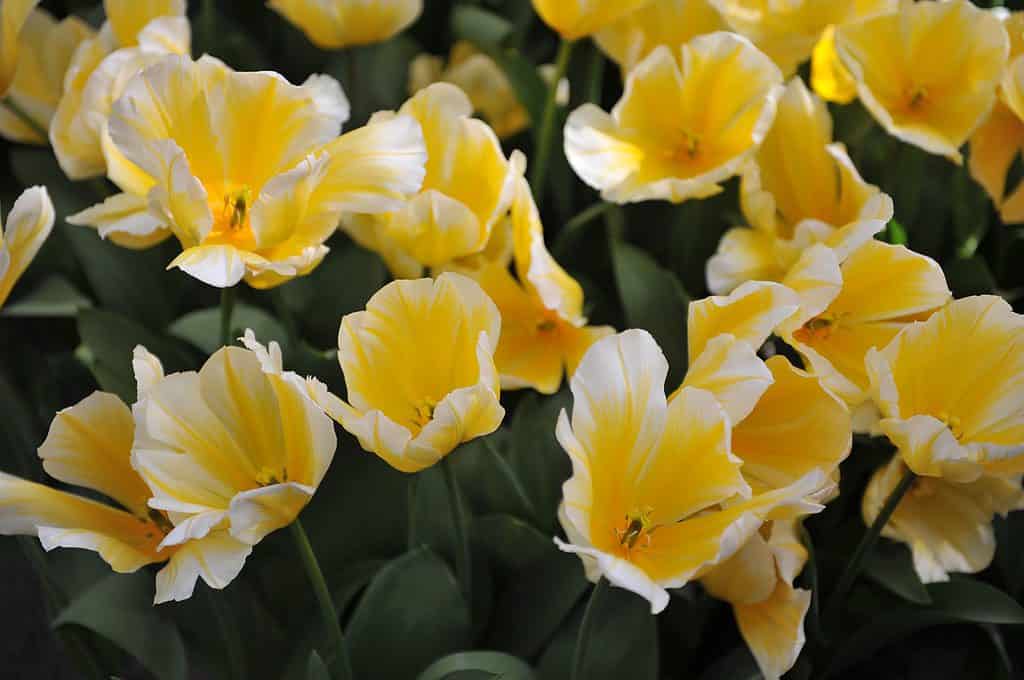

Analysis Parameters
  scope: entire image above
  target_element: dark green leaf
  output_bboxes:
[863,541,931,605]
[486,550,588,658]
[418,651,535,680]
[698,646,762,680]
[508,390,572,533]
[77,308,199,403]
[472,514,554,572]
[884,219,908,245]
[53,572,187,680]
[1,277,92,318]
[453,433,536,521]
[952,165,990,259]
[168,303,288,354]
[1004,150,1024,202]
[306,651,329,680]
[945,256,996,297]
[451,6,513,47]
[611,240,689,389]
[347,548,471,679]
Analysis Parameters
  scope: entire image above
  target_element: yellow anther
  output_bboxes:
[255,467,287,486]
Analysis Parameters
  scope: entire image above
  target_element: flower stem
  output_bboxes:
[205,587,246,680]
[440,455,472,609]
[571,577,608,680]
[529,39,574,206]
[824,466,916,630]
[1,97,47,141]
[220,286,236,347]
[290,519,354,680]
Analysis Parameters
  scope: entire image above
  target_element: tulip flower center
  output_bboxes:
[256,467,288,486]
[143,508,174,540]
[793,314,838,344]
[208,185,256,248]
[908,475,939,499]
[667,131,701,163]
[413,398,438,430]
[906,86,929,112]
[616,506,655,551]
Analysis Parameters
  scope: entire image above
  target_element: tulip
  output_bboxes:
[268,0,422,49]
[0,186,54,308]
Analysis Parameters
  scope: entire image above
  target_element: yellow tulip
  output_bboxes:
[409,42,568,140]
[556,329,831,613]
[707,77,893,295]
[0,0,39,98]
[863,456,1024,583]
[702,520,812,680]
[131,341,337,600]
[0,185,54,308]
[564,32,783,205]
[460,177,613,394]
[778,241,951,421]
[341,83,522,278]
[268,0,421,49]
[313,272,504,473]
[593,0,727,74]
[866,296,1024,482]
[531,0,654,41]
[811,24,857,104]
[70,54,427,288]
[835,0,1009,163]
[709,0,895,76]
[0,383,255,604]
[50,0,188,181]
[0,7,92,144]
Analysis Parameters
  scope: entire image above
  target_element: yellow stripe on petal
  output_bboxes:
[688,281,798,361]
[733,581,811,680]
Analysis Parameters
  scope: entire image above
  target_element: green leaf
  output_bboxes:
[452,433,536,521]
[472,514,554,572]
[829,578,1024,676]
[418,651,535,680]
[53,572,187,680]
[945,256,996,297]
[884,219,908,246]
[1,276,92,318]
[451,6,513,47]
[698,646,762,680]
[611,240,689,390]
[168,303,288,354]
[952,165,990,259]
[508,390,573,533]
[77,308,199,403]
[486,550,588,658]
[306,651,330,680]
[346,548,472,679]
[1005,150,1024,202]
[863,541,931,605]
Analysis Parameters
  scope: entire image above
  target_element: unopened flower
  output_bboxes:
[565,33,783,204]
[555,329,829,613]
[0,186,55,308]
[593,0,726,73]
[321,273,505,473]
[0,7,92,144]
[707,78,892,295]
[50,0,189,182]
[835,0,1008,163]
[866,296,1024,481]
[461,177,613,394]
[341,83,522,278]
[268,0,422,49]
[71,54,427,288]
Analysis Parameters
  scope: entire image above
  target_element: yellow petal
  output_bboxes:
[688,280,798,362]
[531,0,652,41]
[38,391,151,517]
[0,185,54,307]
[733,580,811,680]
[969,100,1024,224]
[680,334,772,426]
[702,531,778,605]
[866,295,1024,475]
[104,0,184,47]
[706,226,791,295]
[811,24,857,104]
[733,355,851,490]
[0,471,164,572]
[68,192,172,250]
[836,0,1009,162]
[863,456,1024,583]
[0,0,39,98]
[268,0,422,49]
[154,531,251,603]
[228,482,314,545]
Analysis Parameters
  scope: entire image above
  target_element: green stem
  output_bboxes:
[554,202,613,257]
[440,455,472,609]
[529,39,575,206]
[205,588,246,680]
[584,47,605,105]
[1,97,46,141]
[571,577,608,680]
[220,286,236,347]
[290,519,354,680]
[824,467,916,630]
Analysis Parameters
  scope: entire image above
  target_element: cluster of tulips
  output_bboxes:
[0,1,1022,679]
